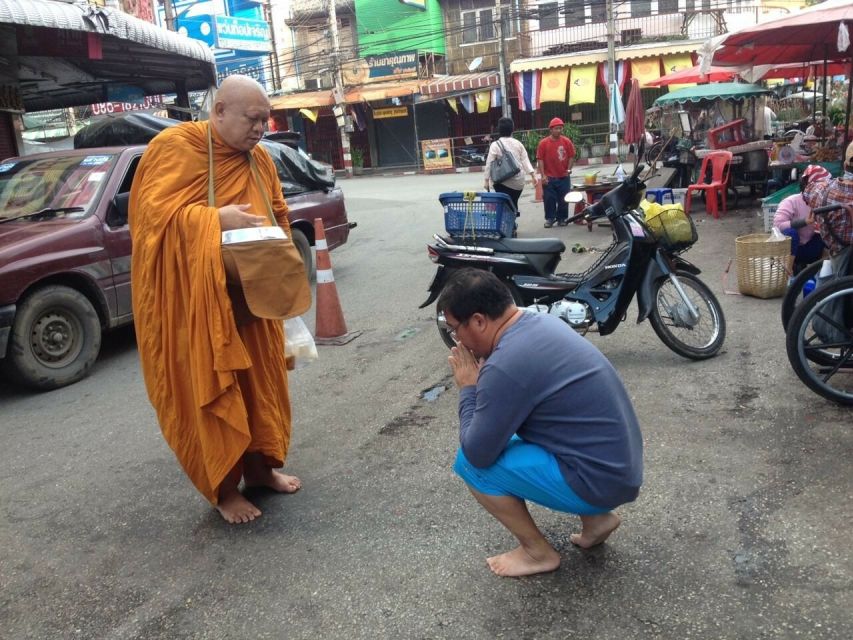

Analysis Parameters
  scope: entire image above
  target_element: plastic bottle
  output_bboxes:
[615,164,626,182]
[802,278,816,297]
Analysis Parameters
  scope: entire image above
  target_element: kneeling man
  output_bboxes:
[439,269,643,577]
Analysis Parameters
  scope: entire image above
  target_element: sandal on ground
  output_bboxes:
[544,220,555,228]
[557,220,569,227]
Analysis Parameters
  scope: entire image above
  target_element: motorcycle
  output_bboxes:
[419,155,727,360]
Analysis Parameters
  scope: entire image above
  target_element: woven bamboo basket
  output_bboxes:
[735,233,791,298]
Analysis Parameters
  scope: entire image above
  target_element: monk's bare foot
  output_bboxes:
[216,489,262,524]
[245,469,302,494]
[570,512,621,549]
[486,545,561,578]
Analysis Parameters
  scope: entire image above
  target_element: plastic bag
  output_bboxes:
[767,227,788,242]
[284,316,318,370]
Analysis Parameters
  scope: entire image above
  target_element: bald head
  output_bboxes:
[211,75,270,152]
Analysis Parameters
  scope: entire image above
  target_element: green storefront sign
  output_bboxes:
[354,0,446,57]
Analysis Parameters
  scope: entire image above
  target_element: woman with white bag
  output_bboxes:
[484,117,536,236]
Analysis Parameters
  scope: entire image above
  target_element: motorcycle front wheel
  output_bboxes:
[649,271,726,360]
[436,279,524,349]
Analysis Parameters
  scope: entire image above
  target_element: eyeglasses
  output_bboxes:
[445,318,469,340]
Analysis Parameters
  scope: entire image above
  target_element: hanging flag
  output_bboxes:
[569,64,597,105]
[540,68,569,103]
[299,108,318,123]
[608,81,625,127]
[599,61,629,97]
[447,97,458,114]
[661,54,695,91]
[514,70,541,112]
[475,91,491,113]
[350,104,367,131]
[631,58,661,88]
[459,93,475,114]
[491,87,502,108]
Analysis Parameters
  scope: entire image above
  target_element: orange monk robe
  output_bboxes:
[129,121,293,504]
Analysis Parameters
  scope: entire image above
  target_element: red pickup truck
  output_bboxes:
[0,142,354,390]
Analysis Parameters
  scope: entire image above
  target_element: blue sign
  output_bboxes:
[214,15,271,53]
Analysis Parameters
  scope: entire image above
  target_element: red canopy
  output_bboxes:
[646,65,736,87]
[649,62,849,88]
[709,0,853,67]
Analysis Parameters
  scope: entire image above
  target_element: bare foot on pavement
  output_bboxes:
[486,545,561,577]
[570,512,621,549]
[246,469,302,494]
[216,490,262,524]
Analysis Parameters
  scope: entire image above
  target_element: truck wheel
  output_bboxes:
[3,285,102,390]
[292,228,314,282]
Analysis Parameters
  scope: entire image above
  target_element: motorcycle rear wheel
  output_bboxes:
[785,276,853,405]
[649,271,726,360]
[436,279,524,349]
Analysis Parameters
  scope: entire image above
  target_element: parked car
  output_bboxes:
[0,137,355,391]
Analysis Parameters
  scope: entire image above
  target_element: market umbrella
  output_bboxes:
[650,63,849,87]
[624,78,645,146]
[646,65,737,87]
[652,82,772,108]
[705,0,853,67]
[703,0,853,151]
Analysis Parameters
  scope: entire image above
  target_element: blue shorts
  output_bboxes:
[452,436,609,516]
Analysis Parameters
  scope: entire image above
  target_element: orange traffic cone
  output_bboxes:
[533,174,543,202]
[312,218,361,346]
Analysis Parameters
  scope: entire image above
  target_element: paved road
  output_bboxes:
[1,173,850,639]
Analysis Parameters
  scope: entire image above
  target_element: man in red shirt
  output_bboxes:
[536,117,576,227]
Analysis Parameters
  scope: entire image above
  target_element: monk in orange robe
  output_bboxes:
[129,75,301,523]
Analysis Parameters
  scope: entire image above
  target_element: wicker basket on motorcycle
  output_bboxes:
[735,233,791,299]
[440,191,515,239]
[644,206,698,253]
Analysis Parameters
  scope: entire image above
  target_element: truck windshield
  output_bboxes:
[0,154,118,222]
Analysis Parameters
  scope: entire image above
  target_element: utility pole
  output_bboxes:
[162,0,176,32]
[606,0,618,161]
[496,4,511,119]
[329,0,352,177]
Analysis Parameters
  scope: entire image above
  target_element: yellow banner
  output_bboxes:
[475,91,491,113]
[447,98,458,114]
[421,139,453,170]
[540,68,569,103]
[662,54,695,91]
[631,58,662,88]
[374,106,409,119]
[299,108,318,123]
[568,64,597,105]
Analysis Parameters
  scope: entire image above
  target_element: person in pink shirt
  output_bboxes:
[773,165,830,274]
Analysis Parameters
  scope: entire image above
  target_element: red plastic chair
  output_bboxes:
[685,150,733,219]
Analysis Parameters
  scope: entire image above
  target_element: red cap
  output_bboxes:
[803,164,831,182]
[549,117,564,129]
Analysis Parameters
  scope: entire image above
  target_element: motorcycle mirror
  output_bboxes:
[565,191,585,204]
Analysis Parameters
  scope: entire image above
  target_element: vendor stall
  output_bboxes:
[652,83,776,203]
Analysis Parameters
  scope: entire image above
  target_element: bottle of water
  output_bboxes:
[615,164,626,182]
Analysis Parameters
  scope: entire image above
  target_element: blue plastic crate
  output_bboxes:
[440,191,515,238]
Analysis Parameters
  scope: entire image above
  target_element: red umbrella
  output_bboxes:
[708,0,853,67]
[624,78,645,145]
[646,65,737,87]
[648,62,849,87]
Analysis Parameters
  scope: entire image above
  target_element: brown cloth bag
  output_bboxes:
[210,126,311,324]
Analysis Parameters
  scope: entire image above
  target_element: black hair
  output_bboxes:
[436,268,514,322]
[799,174,810,192]
[497,117,514,137]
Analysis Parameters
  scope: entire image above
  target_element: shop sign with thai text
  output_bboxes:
[364,51,418,79]
[373,106,410,119]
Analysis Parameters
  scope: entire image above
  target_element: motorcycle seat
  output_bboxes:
[448,235,565,254]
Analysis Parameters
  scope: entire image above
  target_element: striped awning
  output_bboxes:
[510,41,703,73]
[420,72,500,96]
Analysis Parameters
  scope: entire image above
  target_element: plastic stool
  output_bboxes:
[645,188,675,204]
